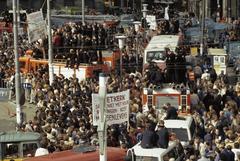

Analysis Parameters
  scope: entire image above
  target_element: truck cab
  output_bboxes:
[0,132,41,161]
[126,141,184,161]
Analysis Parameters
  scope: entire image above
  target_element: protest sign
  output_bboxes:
[27,11,46,43]
[92,90,129,126]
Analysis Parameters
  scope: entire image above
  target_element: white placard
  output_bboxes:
[27,11,46,43]
[146,15,157,30]
[92,90,129,126]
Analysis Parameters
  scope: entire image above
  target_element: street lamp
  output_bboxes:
[142,4,148,40]
[142,4,148,20]
[115,35,127,90]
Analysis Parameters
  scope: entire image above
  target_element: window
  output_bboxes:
[168,128,189,142]
[23,143,38,157]
[146,51,166,62]
[3,143,19,159]
[220,56,225,64]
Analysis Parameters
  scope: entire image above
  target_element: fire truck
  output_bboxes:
[142,85,191,115]
[19,49,120,81]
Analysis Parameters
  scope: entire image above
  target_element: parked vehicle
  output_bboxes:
[0,132,41,161]
[144,35,180,71]
[161,116,196,146]
[126,141,185,161]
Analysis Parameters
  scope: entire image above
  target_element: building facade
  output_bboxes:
[188,0,240,21]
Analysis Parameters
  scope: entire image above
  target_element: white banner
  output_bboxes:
[146,15,157,30]
[27,11,46,43]
[92,90,129,126]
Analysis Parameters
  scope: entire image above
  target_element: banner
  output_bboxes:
[92,90,129,126]
[27,11,46,43]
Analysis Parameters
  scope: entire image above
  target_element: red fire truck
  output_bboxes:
[142,86,191,115]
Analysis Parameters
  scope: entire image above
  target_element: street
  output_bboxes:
[0,101,35,132]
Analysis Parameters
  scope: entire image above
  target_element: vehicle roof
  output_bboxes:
[145,35,179,51]
[130,141,177,158]
[0,132,41,143]
[208,48,227,56]
[164,116,193,129]
[24,147,126,161]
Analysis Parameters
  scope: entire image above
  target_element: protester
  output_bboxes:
[156,120,169,148]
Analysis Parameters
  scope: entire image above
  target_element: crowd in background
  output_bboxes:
[0,10,240,161]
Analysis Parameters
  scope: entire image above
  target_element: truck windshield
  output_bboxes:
[146,51,166,62]
[167,128,189,142]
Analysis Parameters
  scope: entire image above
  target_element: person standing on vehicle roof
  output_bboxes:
[140,121,158,149]
[164,103,178,120]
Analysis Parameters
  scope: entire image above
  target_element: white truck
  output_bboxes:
[144,35,180,70]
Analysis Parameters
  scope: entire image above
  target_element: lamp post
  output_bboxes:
[47,0,54,85]
[97,73,108,161]
[12,0,22,125]
[115,35,127,90]
[142,4,148,41]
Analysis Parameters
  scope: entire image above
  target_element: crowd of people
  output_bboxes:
[0,10,240,161]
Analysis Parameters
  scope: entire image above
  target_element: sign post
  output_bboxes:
[97,73,108,161]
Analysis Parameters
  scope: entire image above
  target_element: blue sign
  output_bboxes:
[22,83,32,89]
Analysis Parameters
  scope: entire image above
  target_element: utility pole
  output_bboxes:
[200,0,206,56]
[82,0,85,24]
[12,0,22,125]
[97,73,108,161]
[47,0,54,85]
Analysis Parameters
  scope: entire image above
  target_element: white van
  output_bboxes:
[163,116,196,146]
[126,141,184,161]
[143,35,180,70]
